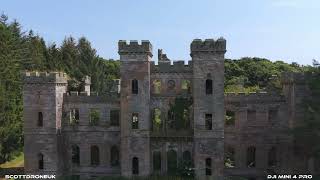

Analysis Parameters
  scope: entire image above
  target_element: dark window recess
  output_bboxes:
[110,110,120,126]
[111,146,120,167]
[153,151,161,172]
[132,79,138,94]
[225,111,235,126]
[247,146,256,168]
[268,147,277,168]
[205,114,213,130]
[269,109,278,125]
[247,110,256,121]
[91,146,100,166]
[38,112,43,127]
[132,157,139,175]
[205,158,212,176]
[72,145,80,165]
[167,150,177,175]
[182,151,191,163]
[205,79,213,94]
[132,113,139,129]
[38,153,44,170]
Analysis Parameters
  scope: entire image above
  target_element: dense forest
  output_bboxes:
[0,15,319,164]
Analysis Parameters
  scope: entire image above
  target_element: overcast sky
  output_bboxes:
[2,0,320,65]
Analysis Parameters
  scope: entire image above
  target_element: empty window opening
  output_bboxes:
[167,150,177,175]
[225,147,235,168]
[111,146,120,167]
[247,146,256,168]
[153,80,161,94]
[268,147,277,168]
[225,111,235,126]
[132,157,139,175]
[132,113,139,129]
[247,110,256,121]
[153,151,161,172]
[110,110,120,126]
[70,109,79,125]
[205,158,212,176]
[183,151,192,163]
[72,145,80,165]
[205,79,213,94]
[91,145,100,166]
[132,79,138,94]
[269,109,278,126]
[152,108,162,131]
[181,80,191,93]
[38,153,44,170]
[38,112,43,127]
[89,109,100,125]
[205,114,213,130]
[167,80,175,92]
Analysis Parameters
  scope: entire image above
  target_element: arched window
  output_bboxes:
[132,79,138,94]
[71,145,80,165]
[205,79,213,94]
[225,147,235,168]
[153,80,161,94]
[152,108,162,131]
[132,157,139,175]
[38,112,43,127]
[153,151,161,172]
[268,147,277,168]
[182,151,191,163]
[91,145,100,166]
[111,146,120,167]
[247,146,256,168]
[167,150,177,175]
[205,158,212,176]
[38,153,44,170]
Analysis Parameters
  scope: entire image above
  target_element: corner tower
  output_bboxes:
[118,40,152,176]
[23,72,67,175]
[191,38,226,179]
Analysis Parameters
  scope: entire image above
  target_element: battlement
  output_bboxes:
[151,60,193,73]
[190,38,226,55]
[225,91,285,103]
[22,71,68,84]
[118,40,152,56]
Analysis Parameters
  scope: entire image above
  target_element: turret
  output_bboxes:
[191,38,226,180]
[118,40,152,177]
[23,71,68,175]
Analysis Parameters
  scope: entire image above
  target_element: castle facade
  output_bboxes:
[23,39,316,180]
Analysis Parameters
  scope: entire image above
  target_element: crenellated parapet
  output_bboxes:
[22,71,68,84]
[118,40,152,57]
[64,92,119,104]
[151,60,193,73]
[190,38,226,56]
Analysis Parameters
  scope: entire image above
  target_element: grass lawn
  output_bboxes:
[0,152,24,168]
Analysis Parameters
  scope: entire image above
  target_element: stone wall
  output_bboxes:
[22,39,317,180]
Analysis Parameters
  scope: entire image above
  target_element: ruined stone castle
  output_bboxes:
[23,39,317,180]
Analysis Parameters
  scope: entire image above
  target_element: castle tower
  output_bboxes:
[191,38,226,179]
[118,40,152,176]
[23,72,67,175]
